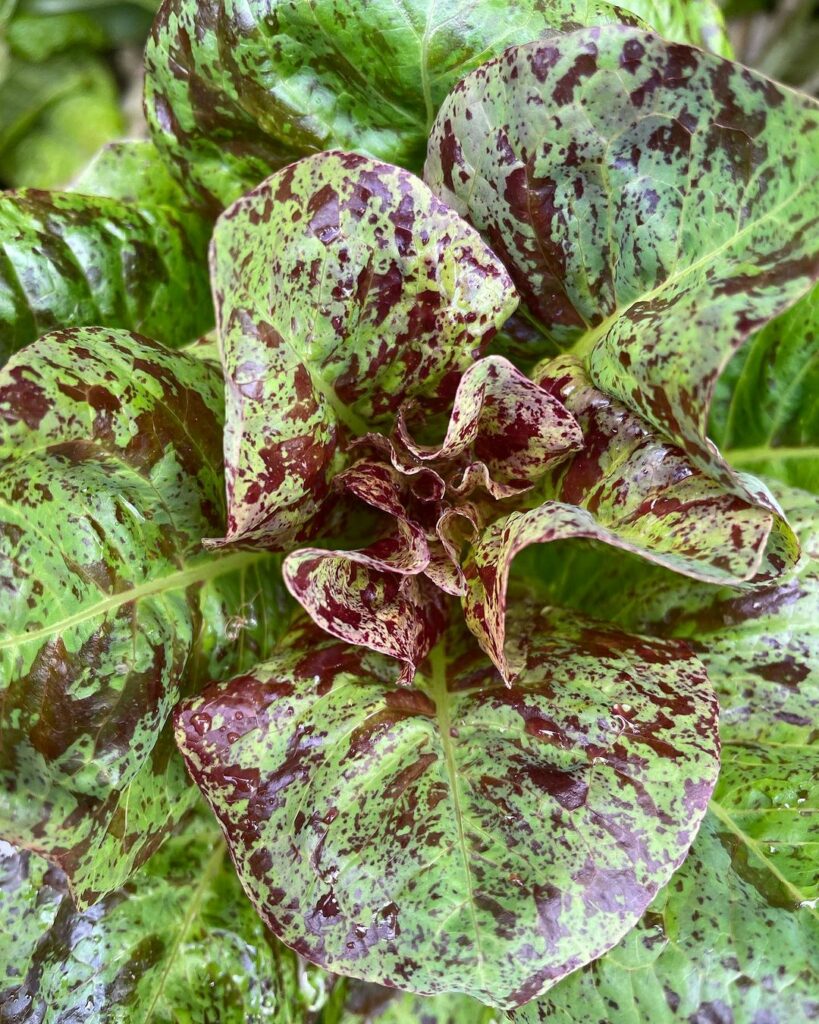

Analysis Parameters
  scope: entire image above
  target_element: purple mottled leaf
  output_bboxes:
[144,0,731,214]
[462,354,798,681]
[282,355,581,682]
[513,487,819,1024]
[0,329,287,905]
[175,603,719,1008]
[426,26,819,497]
[211,151,518,549]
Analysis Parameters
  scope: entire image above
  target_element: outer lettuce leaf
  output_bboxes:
[425,27,819,492]
[513,815,819,1024]
[0,329,285,905]
[0,141,212,364]
[0,815,310,1022]
[175,604,719,1009]
[462,355,797,681]
[710,283,819,495]
[143,0,729,213]
[211,151,518,548]
[513,487,819,1022]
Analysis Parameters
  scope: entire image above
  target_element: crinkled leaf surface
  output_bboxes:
[461,354,797,680]
[282,354,582,683]
[212,150,517,548]
[0,815,309,1023]
[711,283,819,495]
[425,27,819,488]
[512,484,819,1022]
[0,328,285,905]
[0,141,212,364]
[176,604,719,1008]
[143,0,731,213]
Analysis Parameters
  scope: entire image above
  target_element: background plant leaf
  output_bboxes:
[710,282,819,495]
[211,150,517,548]
[0,812,311,1022]
[176,603,719,1009]
[333,980,499,1024]
[425,26,819,494]
[143,0,731,213]
[0,141,212,365]
[0,328,287,905]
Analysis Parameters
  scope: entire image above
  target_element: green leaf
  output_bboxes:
[143,0,729,213]
[0,328,286,905]
[461,354,798,681]
[0,51,122,190]
[175,603,719,1009]
[212,150,518,548]
[0,141,212,364]
[0,813,311,1022]
[711,283,819,494]
[337,981,499,1024]
[425,26,819,493]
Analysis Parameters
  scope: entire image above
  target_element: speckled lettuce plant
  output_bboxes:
[0,0,817,1021]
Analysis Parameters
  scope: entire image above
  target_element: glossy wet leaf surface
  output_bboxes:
[176,603,719,1008]
[143,0,730,213]
[426,26,819,489]
[0,329,285,905]
[212,150,517,548]
[0,814,309,1023]
[0,141,212,365]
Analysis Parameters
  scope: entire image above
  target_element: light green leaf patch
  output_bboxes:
[426,26,819,500]
[143,0,727,212]
[512,483,819,1023]
[712,283,819,495]
[211,150,517,548]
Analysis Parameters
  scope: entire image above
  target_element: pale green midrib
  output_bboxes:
[428,643,488,988]
[138,839,227,1024]
[0,550,268,650]
[723,445,819,465]
[708,798,819,919]
[569,182,812,361]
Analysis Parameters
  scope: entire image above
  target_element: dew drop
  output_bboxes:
[190,712,211,736]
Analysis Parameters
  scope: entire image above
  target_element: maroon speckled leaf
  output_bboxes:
[175,604,719,1008]
[282,355,581,682]
[210,151,517,550]
[425,26,819,497]
[462,354,798,681]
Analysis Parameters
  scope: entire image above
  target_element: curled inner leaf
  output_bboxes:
[463,355,798,681]
[283,355,582,682]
